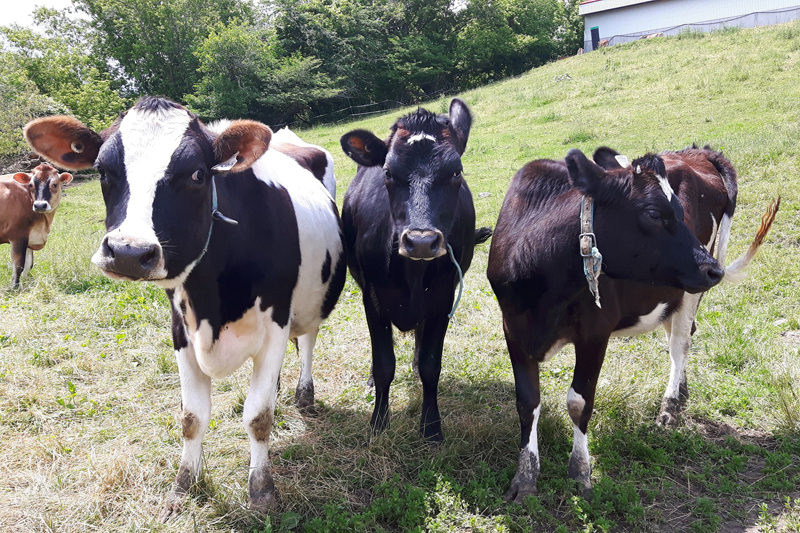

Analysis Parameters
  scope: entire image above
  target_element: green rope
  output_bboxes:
[447,243,463,319]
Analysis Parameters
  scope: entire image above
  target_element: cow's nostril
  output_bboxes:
[706,265,724,284]
[103,238,115,259]
[140,247,158,267]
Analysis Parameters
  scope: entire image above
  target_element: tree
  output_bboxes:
[75,0,253,100]
[186,20,339,124]
[1,7,127,131]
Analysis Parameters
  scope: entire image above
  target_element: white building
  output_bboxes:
[580,0,800,50]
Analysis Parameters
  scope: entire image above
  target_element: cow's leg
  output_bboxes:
[415,313,450,442]
[364,291,394,434]
[504,329,542,503]
[568,337,608,497]
[295,328,317,411]
[9,239,28,289]
[244,320,290,512]
[658,292,702,426]
[22,248,33,277]
[160,342,211,521]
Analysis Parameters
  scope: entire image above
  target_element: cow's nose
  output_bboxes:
[33,201,50,212]
[400,229,445,260]
[96,235,163,279]
[703,263,724,286]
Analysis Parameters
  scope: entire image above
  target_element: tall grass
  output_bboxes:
[2,21,800,532]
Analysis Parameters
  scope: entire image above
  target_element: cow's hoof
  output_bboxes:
[295,383,315,413]
[503,479,537,504]
[248,465,276,514]
[657,397,682,427]
[158,491,185,522]
[249,491,277,514]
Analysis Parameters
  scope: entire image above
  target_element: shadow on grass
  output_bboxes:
[190,374,799,532]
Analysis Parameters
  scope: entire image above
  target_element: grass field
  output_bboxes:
[1,22,800,532]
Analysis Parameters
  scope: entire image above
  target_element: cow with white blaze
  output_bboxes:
[23,97,346,517]
[340,98,491,442]
[1,164,72,288]
[488,145,778,502]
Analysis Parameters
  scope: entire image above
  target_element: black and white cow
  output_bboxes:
[340,98,491,442]
[487,146,778,502]
[24,97,346,517]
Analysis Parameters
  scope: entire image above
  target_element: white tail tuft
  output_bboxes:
[723,197,780,283]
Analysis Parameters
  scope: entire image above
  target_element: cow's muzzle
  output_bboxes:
[399,229,446,260]
[32,201,52,213]
[682,262,724,294]
[92,234,167,281]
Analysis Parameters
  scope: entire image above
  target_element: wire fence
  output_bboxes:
[584,5,800,50]
[271,86,459,130]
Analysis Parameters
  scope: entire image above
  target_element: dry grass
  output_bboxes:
[1,20,800,532]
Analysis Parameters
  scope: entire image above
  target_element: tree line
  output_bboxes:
[0,0,583,160]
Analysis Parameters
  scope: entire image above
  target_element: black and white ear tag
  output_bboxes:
[211,151,240,172]
[614,154,630,168]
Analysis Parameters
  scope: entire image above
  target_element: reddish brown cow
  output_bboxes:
[0,163,72,288]
[488,145,778,502]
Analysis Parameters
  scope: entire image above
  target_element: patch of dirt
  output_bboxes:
[781,330,800,346]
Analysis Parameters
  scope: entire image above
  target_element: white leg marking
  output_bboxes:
[244,320,292,492]
[176,344,212,479]
[22,249,33,278]
[524,405,542,463]
[296,329,318,395]
[664,293,702,401]
[571,423,590,471]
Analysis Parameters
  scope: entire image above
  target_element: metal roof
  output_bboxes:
[579,0,661,15]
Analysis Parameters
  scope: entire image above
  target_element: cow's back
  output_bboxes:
[251,149,345,333]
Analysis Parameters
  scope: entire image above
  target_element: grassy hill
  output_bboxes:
[1,21,800,532]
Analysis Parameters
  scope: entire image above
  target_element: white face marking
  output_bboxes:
[657,174,673,202]
[115,106,192,243]
[705,213,718,251]
[406,132,436,144]
[612,302,669,337]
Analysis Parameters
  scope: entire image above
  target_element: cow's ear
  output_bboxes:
[212,120,272,173]
[593,146,625,170]
[449,98,472,154]
[24,116,103,170]
[340,130,387,167]
[12,172,31,185]
[59,172,74,185]
[566,148,604,195]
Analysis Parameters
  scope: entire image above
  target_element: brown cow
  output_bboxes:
[0,163,72,288]
[488,146,778,502]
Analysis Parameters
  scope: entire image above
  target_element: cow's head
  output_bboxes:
[566,147,723,293]
[12,164,72,213]
[23,97,271,286]
[340,98,472,260]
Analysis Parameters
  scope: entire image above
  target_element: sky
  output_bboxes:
[4,0,77,28]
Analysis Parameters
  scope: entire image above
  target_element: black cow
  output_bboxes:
[24,97,346,518]
[340,98,490,442]
[487,146,778,501]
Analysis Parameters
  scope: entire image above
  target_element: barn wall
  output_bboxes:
[581,0,800,50]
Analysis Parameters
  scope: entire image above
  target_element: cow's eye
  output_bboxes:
[383,168,392,182]
[192,170,205,183]
[645,209,663,221]
[452,170,463,180]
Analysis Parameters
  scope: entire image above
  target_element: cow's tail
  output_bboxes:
[475,226,493,245]
[723,197,780,283]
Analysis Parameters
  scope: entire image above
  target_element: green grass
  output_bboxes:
[2,21,800,532]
